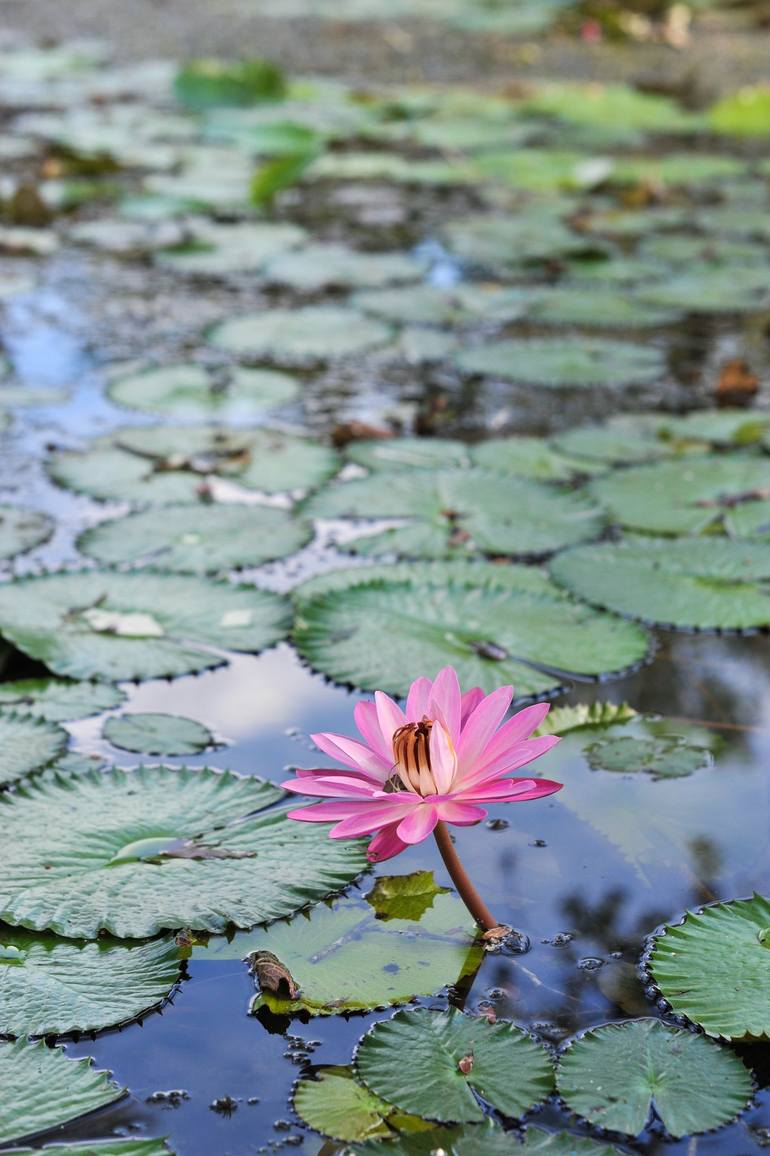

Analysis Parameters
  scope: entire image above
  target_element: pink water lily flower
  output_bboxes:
[283,666,562,865]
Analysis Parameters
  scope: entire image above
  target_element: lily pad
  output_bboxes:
[9,1143,171,1156]
[536,701,638,736]
[550,414,686,466]
[638,265,770,314]
[0,505,53,561]
[156,220,306,277]
[49,425,339,503]
[0,570,290,680]
[0,713,68,787]
[295,569,648,699]
[471,437,599,481]
[455,338,664,388]
[107,362,299,419]
[0,1037,124,1146]
[190,885,481,1017]
[304,468,606,559]
[345,437,471,471]
[352,283,527,327]
[209,305,392,363]
[550,537,770,630]
[0,678,125,722]
[557,1019,752,1138]
[528,287,680,329]
[0,929,181,1036]
[584,734,712,780]
[589,453,770,536]
[174,57,286,108]
[347,1122,627,1155]
[444,208,593,271]
[77,503,311,573]
[103,712,217,756]
[648,894,770,1042]
[365,870,448,922]
[0,765,366,938]
[293,1066,427,1142]
[263,243,424,291]
[355,1008,553,1123]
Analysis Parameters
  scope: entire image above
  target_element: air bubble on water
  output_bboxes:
[577,956,604,971]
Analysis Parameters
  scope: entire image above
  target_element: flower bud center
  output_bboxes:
[391,716,437,796]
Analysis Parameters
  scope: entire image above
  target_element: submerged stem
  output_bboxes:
[432,820,501,933]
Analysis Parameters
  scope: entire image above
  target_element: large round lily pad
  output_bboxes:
[589,453,770,535]
[77,503,311,573]
[0,929,181,1036]
[455,338,665,388]
[549,537,770,630]
[345,437,471,472]
[0,678,125,722]
[0,765,366,938]
[346,1122,627,1155]
[0,569,290,680]
[295,570,649,698]
[528,287,680,329]
[557,1019,752,1138]
[648,895,770,1042]
[638,265,770,314]
[293,1066,423,1142]
[0,1037,124,1146]
[304,468,605,559]
[10,1142,171,1156]
[209,305,392,363]
[155,219,306,276]
[103,712,217,756]
[355,1008,554,1123]
[262,243,424,291]
[48,425,339,503]
[352,283,527,326]
[107,362,299,419]
[0,713,68,787]
[0,505,53,561]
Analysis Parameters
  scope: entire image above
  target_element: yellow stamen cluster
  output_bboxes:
[390,716,437,796]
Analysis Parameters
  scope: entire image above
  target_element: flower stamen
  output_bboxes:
[392,715,436,796]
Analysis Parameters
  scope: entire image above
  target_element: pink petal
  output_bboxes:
[429,719,457,794]
[397,803,439,844]
[428,666,462,742]
[287,800,379,822]
[456,777,563,804]
[436,800,487,825]
[354,701,393,763]
[406,676,433,721]
[461,734,561,790]
[460,687,485,725]
[281,774,380,798]
[476,702,552,767]
[310,731,390,782]
[456,685,513,773]
[330,800,418,838]
[374,690,406,756]
[366,822,409,863]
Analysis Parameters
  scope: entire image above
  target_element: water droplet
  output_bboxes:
[529,838,547,847]
[577,956,604,971]
[485,818,509,831]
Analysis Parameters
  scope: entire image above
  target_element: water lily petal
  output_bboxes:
[457,777,563,804]
[397,803,439,844]
[374,690,407,755]
[460,686,485,725]
[428,666,462,742]
[436,800,487,825]
[405,675,433,721]
[366,822,409,863]
[311,730,391,781]
[456,684,513,774]
[354,700,393,763]
[462,734,561,789]
[287,800,383,823]
[282,774,380,798]
[330,800,417,838]
[429,718,457,794]
[476,702,552,768]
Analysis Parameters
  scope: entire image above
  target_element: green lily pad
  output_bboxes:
[709,85,770,136]
[528,287,680,329]
[557,1019,752,1138]
[295,570,649,699]
[8,1142,172,1156]
[190,885,481,1017]
[0,570,290,680]
[0,928,180,1036]
[0,713,68,787]
[552,411,768,467]
[0,1037,124,1146]
[352,283,527,326]
[294,1066,428,1142]
[584,734,712,779]
[536,701,638,736]
[638,266,770,314]
[174,57,286,108]
[49,425,339,503]
[521,81,701,139]
[304,468,606,559]
[0,765,366,939]
[77,503,311,573]
[0,385,67,407]
[263,243,424,291]
[455,338,664,388]
[356,1008,554,1123]
[648,894,770,1042]
[103,712,217,756]
[365,871,448,922]
[0,678,125,722]
[471,437,599,481]
[346,1121,627,1155]
[664,409,770,448]
[0,505,53,561]
[550,537,770,629]
[107,362,299,419]
[156,220,306,276]
[345,437,471,471]
[209,305,392,363]
[589,453,770,535]
[444,207,593,271]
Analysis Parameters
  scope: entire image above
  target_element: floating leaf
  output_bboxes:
[557,1019,752,1138]
[174,57,286,108]
[355,1008,554,1123]
[550,537,770,629]
[0,1037,123,1146]
[444,207,592,272]
[639,266,770,314]
[528,287,680,329]
[0,570,290,680]
[471,437,599,481]
[77,503,311,573]
[263,244,424,291]
[345,1121,626,1155]
[190,888,481,1017]
[0,766,366,938]
[9,1142,171,1156]
[107,362,299,419]
[304,469,606,559]
[536,701,637,736]
[709,85,770,136]
[209,305,392,363]
[0,505,53,561]
[589,453,770,535]
[156,220,306,276]
[295,572,649,698]
[345,437,471,471]
[0,678,125,722]
[293,1066,420,1142]
[365,871,448,922]
[103,712,217,756]
[0,928,180,1036]
[648,895,770,1042]
[0,713,68,787]
[455,339,664,388]
[250,148,318,204]
[584,735,712,780]
[49,425,338,502]
[550,414,678,466]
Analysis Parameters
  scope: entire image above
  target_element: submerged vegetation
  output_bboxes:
[0,1,768,1152]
